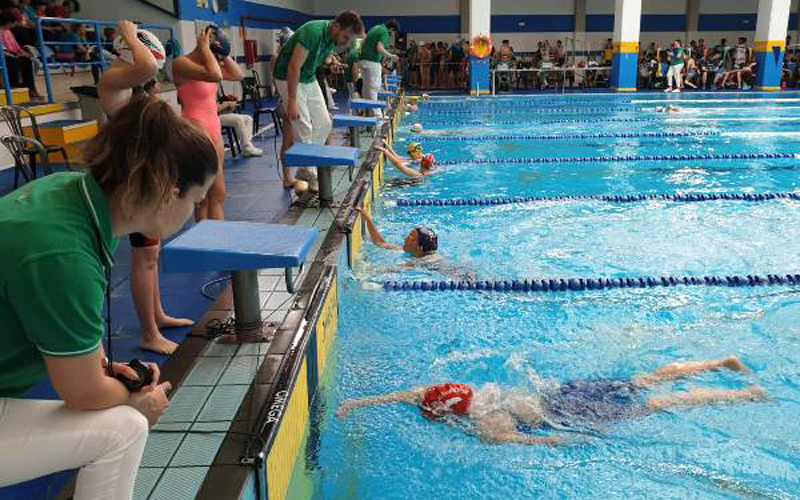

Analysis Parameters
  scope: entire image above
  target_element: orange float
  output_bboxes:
[469,33,492,59]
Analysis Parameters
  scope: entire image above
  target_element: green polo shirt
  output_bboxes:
[0,172,118,397]
[273,20,334,84]
[360,24,390,63]
[345,39,363,83]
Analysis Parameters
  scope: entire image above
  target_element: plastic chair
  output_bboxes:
[241,77,281,136]
[1,135,52,187]
[0,105,70,188]
[222,124,240,157]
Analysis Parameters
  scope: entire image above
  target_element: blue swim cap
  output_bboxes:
[207,25,231,60]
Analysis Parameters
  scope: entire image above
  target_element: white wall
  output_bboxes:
[699,0,759,14]
[248,0,314,14]
[587,0,614,15]
[80,0,178,27]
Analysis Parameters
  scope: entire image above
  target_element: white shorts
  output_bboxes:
[274,79,332,145]
[359,60,382,101]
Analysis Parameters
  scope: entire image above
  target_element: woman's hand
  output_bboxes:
[197,28,211,49]
[103,358,161,389]
[127,382,172,426]
[118,20,137,43]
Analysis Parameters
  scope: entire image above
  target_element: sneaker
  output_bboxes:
[664,87,673,92]
[242,146,263,157]
[673,88,681,93]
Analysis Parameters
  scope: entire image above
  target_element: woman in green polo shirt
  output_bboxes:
[0,98,218,499]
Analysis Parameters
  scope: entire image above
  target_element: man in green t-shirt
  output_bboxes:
[359,19,400,105]
[665,39,685,93]
[273,10,364,191]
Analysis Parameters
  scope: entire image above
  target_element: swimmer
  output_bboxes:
[655,104,682,113]
[337,356,767,445]
[410,123,423,133]
[173,25,244,221]
[375,138,436,179]
[354,206,439,260]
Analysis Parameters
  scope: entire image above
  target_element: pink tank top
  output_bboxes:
[177,80,221,143]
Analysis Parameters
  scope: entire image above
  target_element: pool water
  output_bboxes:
[300,93,800,499]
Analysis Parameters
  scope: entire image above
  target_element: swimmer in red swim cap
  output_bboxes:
[375,138,438,179]
[336,357,766,445]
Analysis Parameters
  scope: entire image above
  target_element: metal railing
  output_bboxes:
[0,37,13,104]
[491,66,613,95]
[33,17,174,104]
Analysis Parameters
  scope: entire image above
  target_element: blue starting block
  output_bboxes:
[350,98,385,110]
[377,90,395,99]
[387,84,399,92]
[162,220,318,339]
[284,142,361,204]
[332,114,378,150]
[386,75,401,83]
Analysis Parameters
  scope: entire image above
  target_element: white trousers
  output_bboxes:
[667,64,684,88]
[0,398,149,500]
[219,113,256,152]
[359,60,382,100]
[274,79,332,145]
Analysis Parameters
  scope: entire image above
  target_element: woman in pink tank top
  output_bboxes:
[172,27,243,220]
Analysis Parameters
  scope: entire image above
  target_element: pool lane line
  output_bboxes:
[415,116,800,126]
[383,274,800,293]
[405,131,720,142]
[396,191,800,207]
[435,152,799,166]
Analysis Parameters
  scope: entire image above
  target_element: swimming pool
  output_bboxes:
[296,93,800,499]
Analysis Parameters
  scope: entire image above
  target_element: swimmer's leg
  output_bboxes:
[646,385,768,412]
[632,356,749,387]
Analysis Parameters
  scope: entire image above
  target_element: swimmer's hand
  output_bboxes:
[336,401,356,418]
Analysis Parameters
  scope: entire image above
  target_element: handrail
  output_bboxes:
[34,17,174,103]
[0,37,12,105]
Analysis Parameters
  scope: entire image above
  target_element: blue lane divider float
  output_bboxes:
[407,131,720,142]
[384,273,800,292]
[436,152,798,166]
[418,117,664,126]
[420,99,634,108]
[417,107,637,116]
[397,191,800,207]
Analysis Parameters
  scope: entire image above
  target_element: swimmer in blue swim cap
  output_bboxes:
[337,356,766,445]
[354,205,438,258]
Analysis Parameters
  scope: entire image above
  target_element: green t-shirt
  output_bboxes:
[360,24,390,63]
[670,47,684,66]
[273,20,334,84]
[0,172,118,397]
[345,39,363,83]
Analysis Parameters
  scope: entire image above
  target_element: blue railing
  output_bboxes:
[0,37,13,105]
[33,17,174,104]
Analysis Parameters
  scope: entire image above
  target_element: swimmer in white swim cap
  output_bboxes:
[411,123,423,133]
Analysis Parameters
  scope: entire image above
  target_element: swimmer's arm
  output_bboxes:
[385,154,421,178]
[336,389,422,417]
[98,22,158,92]
[220,55,244,82]
[357,208,402,251]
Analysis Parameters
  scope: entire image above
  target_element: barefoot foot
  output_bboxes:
[157,316,195,329]
[141,333,179,355]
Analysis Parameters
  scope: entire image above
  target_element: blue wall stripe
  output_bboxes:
[698,13,757,31]
[491,15,574,33]
[641,14,686,32]
[586,14,614,32]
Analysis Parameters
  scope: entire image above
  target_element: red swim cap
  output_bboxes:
[420,384,472,419]
[421,153,436,170]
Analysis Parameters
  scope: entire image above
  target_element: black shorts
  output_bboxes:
[129,232,159,248]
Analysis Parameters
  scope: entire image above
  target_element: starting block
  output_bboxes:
[284,142,361,204]
[161,220,318,340]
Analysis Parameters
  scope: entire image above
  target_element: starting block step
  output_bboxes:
[377,91,396,99]
[332,114,379,128]
[24,119,98,146]
[350,99,385,110]
[283,142,361,167]
[161,220,318,273]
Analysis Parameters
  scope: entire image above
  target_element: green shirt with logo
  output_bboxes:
[273,20,334,83]
[0,172,118,397]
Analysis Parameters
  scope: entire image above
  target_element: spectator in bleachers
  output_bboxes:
[683,55,699,89]
[731,36,749,70]
[0,7,41,98]
[697,38,707,59]
[55,22,91,62]
[601,38,613,66]
[406,37,418,87]
[436,41,447,88]
[448,38,464,89]
[418,41,431,88]
[554,39,566,66]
